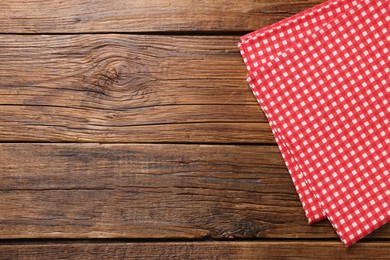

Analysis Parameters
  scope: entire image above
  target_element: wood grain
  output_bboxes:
[0,0,324,33]
[0,241,389,259]
[1,143,389,239]
[2,0,388,256]
[0,35,275,143]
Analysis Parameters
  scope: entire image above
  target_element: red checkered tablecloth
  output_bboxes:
[239,0,390,247]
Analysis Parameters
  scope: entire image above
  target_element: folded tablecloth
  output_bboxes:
[239,0,390,247]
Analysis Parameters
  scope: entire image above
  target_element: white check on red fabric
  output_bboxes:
[239,0,390,247]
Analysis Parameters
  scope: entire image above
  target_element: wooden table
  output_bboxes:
[0,0,389,259]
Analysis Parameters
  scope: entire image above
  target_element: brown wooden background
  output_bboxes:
[0,0,389,259]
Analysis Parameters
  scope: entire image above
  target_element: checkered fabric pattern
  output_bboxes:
[239,0,390,247]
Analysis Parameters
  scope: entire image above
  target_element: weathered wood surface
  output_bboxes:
[1,0,389,256]
[0,0,324,33]
[1,143,389,240]
[0,241,389,259]
[0,35,276,143]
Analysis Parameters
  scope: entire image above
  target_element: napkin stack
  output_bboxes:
[239,0,390,247]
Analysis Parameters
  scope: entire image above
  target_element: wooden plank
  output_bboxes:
[0,35,251,105]
[0,0,324,33]
[0,35,274,143]
[1,143,390,239]
[0,241,389,259]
